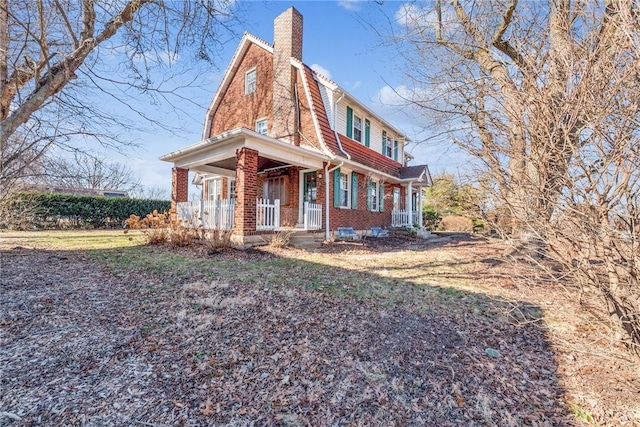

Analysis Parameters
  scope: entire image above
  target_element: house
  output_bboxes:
[22,184,129,198]
[160,7,432,246]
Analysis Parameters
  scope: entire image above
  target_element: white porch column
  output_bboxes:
[406,181,413,225]
[418,187,423,229]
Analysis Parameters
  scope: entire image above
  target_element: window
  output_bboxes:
[368,178,384,212]
[263,176,289,205]
[393,187,400,210]
[334,168,356,209]
[229,179,236,199]
[245,68,256,94]
[385,137,393,158]
[339,173,349,207]
[255,118,268,135]
[207,178,222,200]
[369,180,379,211]
[353,115,363,142]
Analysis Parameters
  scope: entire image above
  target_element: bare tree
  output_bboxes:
[38,152,141,193]
[0,0,240,202]
[388,1,640,353]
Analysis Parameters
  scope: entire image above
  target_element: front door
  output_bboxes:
[303,172,317,204]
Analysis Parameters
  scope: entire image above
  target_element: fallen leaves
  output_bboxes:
[0,236,638,425]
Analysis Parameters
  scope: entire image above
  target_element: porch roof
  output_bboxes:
[159,128,328,174]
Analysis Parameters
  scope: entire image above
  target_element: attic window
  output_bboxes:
[245,68,256,95]
[256,118,268,135]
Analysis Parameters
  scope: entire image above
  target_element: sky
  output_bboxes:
[106,0,471,199]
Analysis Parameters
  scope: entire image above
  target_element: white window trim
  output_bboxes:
[393,187,401,210]
[204,177,222,200]
[245,67,257,95]
[338,167,352,209]
[353,114,363,143]
[369,180,380,212]
[255,117,268,135]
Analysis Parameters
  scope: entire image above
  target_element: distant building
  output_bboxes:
[23,185,129,198]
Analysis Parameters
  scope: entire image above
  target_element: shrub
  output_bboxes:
[203,229,233,252]
[268,229,294,248]
[422,207,442,231]
[439,215,474,232]
[125,209,197,246]
[2,192,170,229]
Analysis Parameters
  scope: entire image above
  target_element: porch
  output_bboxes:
[162,128,328,245]
[391,210,421,228]
[176,199,323,232]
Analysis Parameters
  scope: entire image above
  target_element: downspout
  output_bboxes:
[324,90,350,240]
[325,161,343,241]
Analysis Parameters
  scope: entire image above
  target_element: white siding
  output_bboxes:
[336,102,347,136]
[318,83,335,129]
[335,100,406,164]
[370,121,383,154]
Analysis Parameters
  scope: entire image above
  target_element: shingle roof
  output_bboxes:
[399,164,431,181]
[300,63,341,156]
[337,134,402,177]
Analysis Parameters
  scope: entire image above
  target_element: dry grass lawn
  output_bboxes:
[1,229,638,426]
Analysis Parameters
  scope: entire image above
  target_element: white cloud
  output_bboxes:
[351,80,361,91]
[375,85,412,107]
[338,0,362,11]
[310,63,332,79]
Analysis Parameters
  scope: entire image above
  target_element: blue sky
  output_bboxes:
[107,0,470,198]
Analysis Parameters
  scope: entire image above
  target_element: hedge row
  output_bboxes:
[1,192,171,229]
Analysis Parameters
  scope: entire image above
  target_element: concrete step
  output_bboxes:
[287,230,323,249]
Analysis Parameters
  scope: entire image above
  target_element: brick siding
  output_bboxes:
[234,148,258,234]
[210,43,274,137]
[171,167,189,209]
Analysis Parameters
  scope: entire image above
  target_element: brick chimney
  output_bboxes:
[272,7,303,145]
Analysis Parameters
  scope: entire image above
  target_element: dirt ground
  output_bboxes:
[1,233,639,426]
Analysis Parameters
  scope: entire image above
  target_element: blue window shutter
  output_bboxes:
[346,107,353,138]
[333,168,341,208]
[364,119,370,147]
[351,173,358,209]
[393,140,399,161]
[367,178,373,211]
[382,130,387,155]
[379,182,385,212]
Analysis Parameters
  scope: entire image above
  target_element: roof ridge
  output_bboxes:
[243,31,274,50]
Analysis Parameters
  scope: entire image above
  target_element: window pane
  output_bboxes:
[264,176,288,204]
[370,181,378,211]
[256,119,267,134]
[353,115,362,142]
[246,69,256,94]
[393,187,400,210]
[340,173,349,207]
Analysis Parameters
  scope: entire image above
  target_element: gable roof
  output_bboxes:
[399,164,433,184]
[202,32,273,139]
[200,30,428,183]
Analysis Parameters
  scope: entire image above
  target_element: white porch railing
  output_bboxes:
[176,199,235,230]
[257,198,280,231]
[303,201,322,230]
[202,199,235,230]
[392,209,420,227]
[176,200,201,228]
